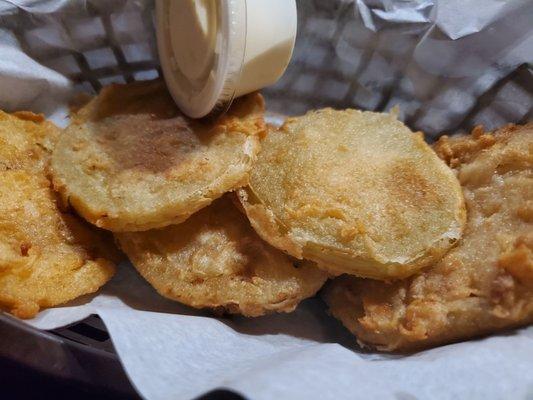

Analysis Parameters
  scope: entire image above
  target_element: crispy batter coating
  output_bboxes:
[323,124,533,351]
[51,80,265,232]
[0,111,58,172]
[0,113,120,319]
[115,196,328,317]
[239,109,465,279]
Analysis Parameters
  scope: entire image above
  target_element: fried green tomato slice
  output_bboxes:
[323,124,533,351]
[0,111,120,319]
[0,171,120,319]
[115,196,328,317]
[239,109,466,279]
[51,80,265,232]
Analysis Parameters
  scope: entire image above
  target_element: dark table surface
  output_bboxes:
[1,356,138,400]
[1,356,245,400]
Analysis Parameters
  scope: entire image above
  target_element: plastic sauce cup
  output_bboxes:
[156,0,297,118]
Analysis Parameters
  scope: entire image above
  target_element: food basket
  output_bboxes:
[0,0,531,398]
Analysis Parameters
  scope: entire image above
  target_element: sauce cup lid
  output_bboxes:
[156,0,297,118]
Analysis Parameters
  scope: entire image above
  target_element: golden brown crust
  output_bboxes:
[241,109,466,279]
[498,235,533,286]
[0,110,58,173]
[324,123,533,351]
[115,196,328,317]
[0,112,120,319]
[51,80,265,232]
[237,189,304,258]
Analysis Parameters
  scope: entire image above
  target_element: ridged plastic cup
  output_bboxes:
[156,0,297,118]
